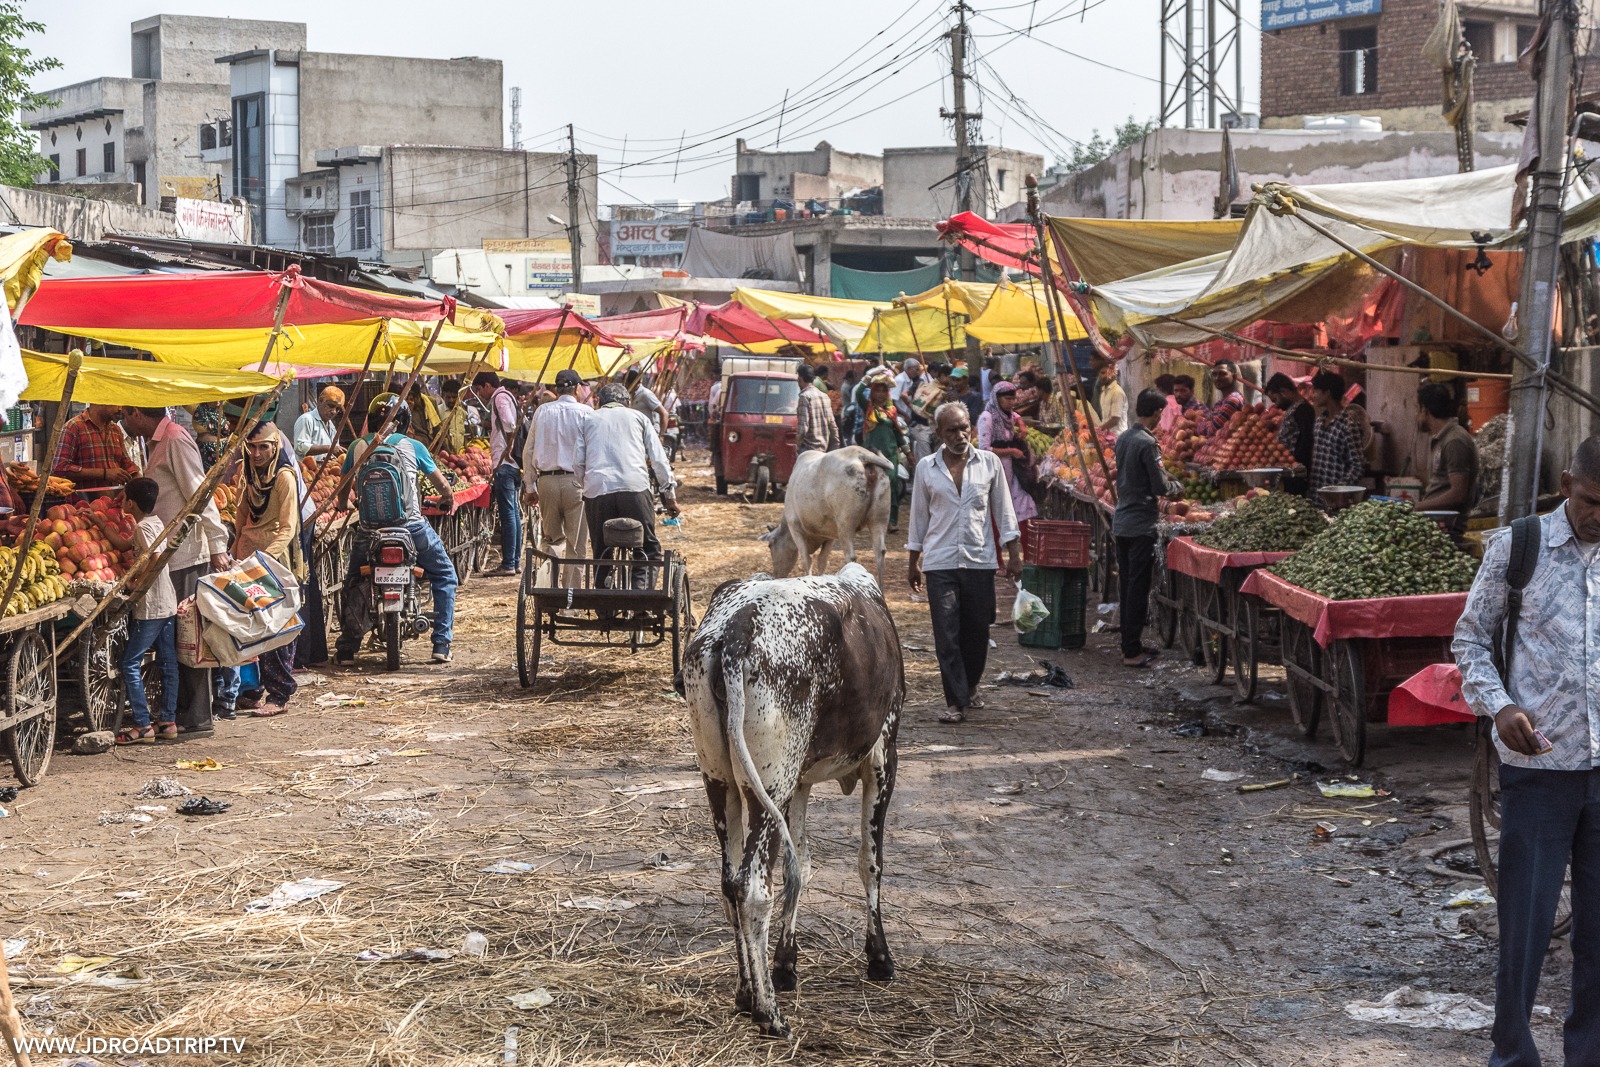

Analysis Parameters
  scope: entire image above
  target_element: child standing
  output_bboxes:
[94,478,180,743]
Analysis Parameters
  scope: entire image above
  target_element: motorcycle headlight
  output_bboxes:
[727,431,740,443]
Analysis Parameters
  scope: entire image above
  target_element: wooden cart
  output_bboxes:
[0,599,77,786]
[1242,569,1466,767]
[314,512,359,639]
[424,481,492,585]
[515,544,694,689]
[1165,537,1292,702]
[1042,481,1116,599]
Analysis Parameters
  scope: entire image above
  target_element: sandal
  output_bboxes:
[252,703,290,718]
[154,722,179,742]
[939,707,966,724]
[116,725,155,745]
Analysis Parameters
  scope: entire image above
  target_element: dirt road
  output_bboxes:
[0,456,1560,1065]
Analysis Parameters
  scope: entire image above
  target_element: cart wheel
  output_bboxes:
[382,612,402,672]
[1174,575,1201,665]
[5,630,57,787]
[1151,562,1178,649]
[1230,590,1259,704]
[1328,639,1367,767]
[76,616,128,733]
[1195,579,1228,683]
[753,465,772,503]
[1284,621,1322,738]
[318,537,343,635]
[670,567,694,673]
[516,568,535,689]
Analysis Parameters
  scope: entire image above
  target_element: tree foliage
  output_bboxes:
[0,2,60,189]
[1063,116,1157,174]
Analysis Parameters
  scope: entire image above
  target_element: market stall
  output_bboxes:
[1165,537,1294,699]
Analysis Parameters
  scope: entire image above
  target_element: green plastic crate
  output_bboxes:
[1018,564,1089,650]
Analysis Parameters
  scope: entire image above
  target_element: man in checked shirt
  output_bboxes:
[1454,436,1600,1067]
[54,403,140,489]
[795,364,839,455]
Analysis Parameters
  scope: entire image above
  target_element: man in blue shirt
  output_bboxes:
[333,393,460,666]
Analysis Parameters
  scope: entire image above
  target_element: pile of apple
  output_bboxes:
[299,458,341,512]
[1194,404,1297,472]
[1162,498,1220,525]
[1161,408,1206,464]
[439,444,493,487]
[39,498,136,581]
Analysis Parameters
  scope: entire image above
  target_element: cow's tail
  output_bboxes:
[723,655,803,924]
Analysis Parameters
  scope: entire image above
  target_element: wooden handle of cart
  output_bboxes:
[0,349,83,622]
[0,936,33,1067]
[298,320,387,513]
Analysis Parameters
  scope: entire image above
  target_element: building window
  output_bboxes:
[1339,26,1378,96]
[1518,23,1537,57]
[733,173,761,202]
[103,141,115,174]
[231,93,265,207]
[1463,20,1495,61]
[75,148,87,177]
[46,154,59,181]
[302,214,335,254]
[132,161,145,190]
[996,168,1008,191]
[200,123,216,151]
[350,190,372,250]
[131,29,157,79]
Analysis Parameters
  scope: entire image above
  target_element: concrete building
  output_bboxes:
[731,139,883,207]
[1036,125,1523,220]
[27,15,306,206]
[1257,0,1587,133]
[881,146,1043,219]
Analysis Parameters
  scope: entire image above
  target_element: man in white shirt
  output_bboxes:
[120,406,232,735]
[522,368,593,588]
[472,371,525,576]
[1096,363,1128,435]
[574,383,680,589]
[293,386,346,460]
[906,402,1023,724]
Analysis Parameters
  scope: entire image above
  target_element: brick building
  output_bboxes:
[1259,0,1576,132]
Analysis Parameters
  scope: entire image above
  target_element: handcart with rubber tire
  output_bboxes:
[1165,536,1292,702]
[0,599,76,786]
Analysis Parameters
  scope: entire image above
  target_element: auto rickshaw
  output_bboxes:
[711,371,799,502]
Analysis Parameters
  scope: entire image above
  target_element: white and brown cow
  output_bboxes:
[675,562,903,1038]
[759,445,893,586]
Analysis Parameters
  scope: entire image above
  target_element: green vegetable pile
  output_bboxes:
[1195,492,1327,553]
[1270,500,1478,600]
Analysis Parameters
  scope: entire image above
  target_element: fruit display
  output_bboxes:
[26,497,137,584]
[1193,404,1297,472]
[299,458,340,512]
[1270,500,1477,600]
[1160,408,1206,464]
[1024,427,1054,459]
[1195,491,1328,553]
[1180,474,1221,505]
[212,482,240,524]
[5,463,73,497]
[0,542,68,615]
[1161,498,1222,525]
[1044,426,1117,508]
[439,444,493,486]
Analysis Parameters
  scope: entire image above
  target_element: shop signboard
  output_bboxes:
[1260,0,1380,30]
[609,221,687,259]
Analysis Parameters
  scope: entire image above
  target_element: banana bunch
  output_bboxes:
[0,544,65,617]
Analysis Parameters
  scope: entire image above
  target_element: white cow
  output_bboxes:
[759,445,892,586]
[676,563,903,1038]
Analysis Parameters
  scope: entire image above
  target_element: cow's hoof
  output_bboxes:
[772,965,797,992]
[756,1014,792,1040]
[866,956,895,983]
[734,988,755,1015]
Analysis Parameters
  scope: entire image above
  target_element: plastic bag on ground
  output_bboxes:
[1012,588,1050,634]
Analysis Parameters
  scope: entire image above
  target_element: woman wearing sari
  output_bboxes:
[977,382,1038,527]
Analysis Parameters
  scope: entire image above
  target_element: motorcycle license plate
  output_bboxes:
[373,566,409,586]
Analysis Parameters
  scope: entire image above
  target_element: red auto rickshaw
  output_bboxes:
[711,371,799,502]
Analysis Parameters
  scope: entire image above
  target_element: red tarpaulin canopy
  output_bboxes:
[686,300,830,348]
[20,264,454,330]
[498,307,627,349]
[936,212,1041,278]
[594,306,689,339]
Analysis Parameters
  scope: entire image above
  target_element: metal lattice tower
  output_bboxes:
[510,86,523,150]
[1159,0,1244,128]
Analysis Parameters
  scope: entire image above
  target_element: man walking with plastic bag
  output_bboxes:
[1114,389,1183,669]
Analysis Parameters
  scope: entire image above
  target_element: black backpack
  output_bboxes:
[1495,514,1542,684]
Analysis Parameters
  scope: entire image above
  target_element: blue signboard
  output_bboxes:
[1261,0,1380,30]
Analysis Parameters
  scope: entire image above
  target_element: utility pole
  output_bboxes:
[1503,0,1574,520]
[941,2,983,362]
[565,123,583,294]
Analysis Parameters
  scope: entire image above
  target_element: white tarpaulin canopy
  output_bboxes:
[1085,164,1600,349]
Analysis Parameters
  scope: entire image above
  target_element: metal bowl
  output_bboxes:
[1317,485,1367,511]
[1420,510,1457,531]
[1240,467,1286,490]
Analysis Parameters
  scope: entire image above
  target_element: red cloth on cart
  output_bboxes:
[1388,663,1475,727]
[422,481,490,516]
[1239,569,1468,647]
[1165,536,1292,585]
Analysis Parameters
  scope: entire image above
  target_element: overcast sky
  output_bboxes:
[25,0,1263,207]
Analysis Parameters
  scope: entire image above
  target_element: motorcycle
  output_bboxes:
[364,526,429,671]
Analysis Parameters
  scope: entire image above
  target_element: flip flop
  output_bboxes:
[939,708,966,723]
[1123,652,1159,669]
[252,704,290,718]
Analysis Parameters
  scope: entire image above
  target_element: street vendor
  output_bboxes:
[950,367,984,426]
[1196,361,1244,437]
[1115,389,1185,669]
[1308,370,1365,492]
[1095,363,1127,435]
[92,478,179,745]
[1266,373,1315,494]
[293,386,346,460]
[522,368,592,589]
[54,403,139,489]
[472,371,524,577]
[335,394,458,666]
[1415,382,1480,537]
[573,382,679,590]
[860,370,907,533]
[1452,436,1600,1067]
[906,402,1022,725]
[119,406,231,736]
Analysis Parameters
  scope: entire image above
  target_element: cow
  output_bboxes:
[759,445,892,587]
[675,563,904,1038]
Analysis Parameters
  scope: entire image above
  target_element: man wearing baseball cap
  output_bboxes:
[522,368,593,588]
[294,386,347,461]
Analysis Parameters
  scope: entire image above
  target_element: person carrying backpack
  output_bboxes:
[333,393,460,666]
[1453,435,1600,1067]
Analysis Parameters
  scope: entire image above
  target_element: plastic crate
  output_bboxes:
[1059,569,1089,650]
[1022,519,1092,569]
[1018,564,1065,650]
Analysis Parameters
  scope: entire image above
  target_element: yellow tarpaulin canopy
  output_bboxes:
[855,304,967,355]
[1,228,72,311]
[731,287,889,328]
[501,333,605,383]
[21,350,282,406]
[904,279,996,319]
[964,280,1087,345]
[1048,217,1243,287]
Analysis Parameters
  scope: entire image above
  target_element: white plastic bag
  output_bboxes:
[1012,588,1051,634]
[195,551,304,666]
